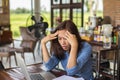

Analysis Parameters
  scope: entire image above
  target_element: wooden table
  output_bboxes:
[0,63,66,80]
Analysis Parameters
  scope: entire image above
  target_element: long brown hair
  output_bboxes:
[51,20,84,60]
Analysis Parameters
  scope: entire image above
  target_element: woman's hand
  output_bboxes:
[41,31,58,44]
[64,31,78,47]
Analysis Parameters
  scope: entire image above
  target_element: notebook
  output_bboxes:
[15,52,55,80]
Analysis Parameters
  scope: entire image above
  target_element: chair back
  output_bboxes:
[19,27,37,41]
[0,30,13,45]
[19,27,37,52]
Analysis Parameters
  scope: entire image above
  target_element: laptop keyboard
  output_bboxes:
[30,73,45,80]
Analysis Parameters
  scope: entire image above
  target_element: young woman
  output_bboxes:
[41,20,94,80]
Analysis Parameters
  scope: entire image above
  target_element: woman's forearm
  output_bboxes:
[67,45,78,69]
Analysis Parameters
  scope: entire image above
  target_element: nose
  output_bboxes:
[61,38,66,45]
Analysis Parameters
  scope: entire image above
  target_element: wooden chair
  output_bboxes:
[0,30,17,68]
[0,51,17,67]
[14,27,37,62]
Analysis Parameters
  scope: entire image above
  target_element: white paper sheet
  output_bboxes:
[53,75,84,80]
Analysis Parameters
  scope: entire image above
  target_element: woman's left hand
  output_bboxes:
[64,31,78,47]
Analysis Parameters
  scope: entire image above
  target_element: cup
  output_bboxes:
[103,36,111,49]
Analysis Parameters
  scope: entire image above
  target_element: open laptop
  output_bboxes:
[15,52,56,80]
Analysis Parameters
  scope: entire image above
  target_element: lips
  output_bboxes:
[62,46,67,50]
[62,46,66,48]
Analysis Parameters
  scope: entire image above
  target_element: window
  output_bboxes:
[51,0,84,29]
[0,0,10,28]
[0,0,9,14]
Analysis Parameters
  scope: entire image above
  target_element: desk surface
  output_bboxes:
[92,45,117,53]
[90,41,117,51]
[0,63,66,80]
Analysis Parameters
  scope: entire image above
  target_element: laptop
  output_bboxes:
[15,52,56,80]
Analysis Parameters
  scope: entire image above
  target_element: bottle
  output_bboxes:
[111,27,116,44]
[113,31,117,44]
[93,27,98,42]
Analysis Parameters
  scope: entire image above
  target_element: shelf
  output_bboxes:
[100,71,117,79]
[89,41,117,48]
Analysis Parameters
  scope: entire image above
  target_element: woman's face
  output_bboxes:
[58,30,70,51]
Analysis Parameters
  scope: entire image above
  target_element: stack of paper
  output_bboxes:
[53,75,84,80]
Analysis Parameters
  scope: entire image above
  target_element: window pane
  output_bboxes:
[73,8,82,28]
[73,0,81,3]
[62,0,70,4]
[53,0,60,4]
[53,9,60,27]
[0,0,2,6]
[0,0,3,13]
[53,9,60,17]
[62,9,70,20]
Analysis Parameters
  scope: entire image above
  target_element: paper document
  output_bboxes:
[53,75,84,80]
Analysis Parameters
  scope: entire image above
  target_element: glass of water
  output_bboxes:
[103,36,112,49]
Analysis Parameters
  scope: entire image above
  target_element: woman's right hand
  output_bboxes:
[41,31,58,44]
